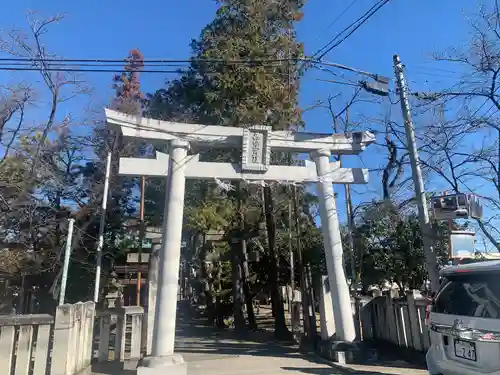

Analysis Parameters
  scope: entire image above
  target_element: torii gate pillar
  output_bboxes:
[138,139,189,374]
[313,149,355,341]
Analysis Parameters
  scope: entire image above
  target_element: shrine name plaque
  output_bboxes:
[241,125,272,172]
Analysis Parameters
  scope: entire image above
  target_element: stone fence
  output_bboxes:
[0,290,429,375]
[362,292,431,352]
[0,301,95,375]
[94,306,145,365]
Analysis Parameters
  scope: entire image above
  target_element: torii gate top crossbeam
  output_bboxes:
[105,108,375,154]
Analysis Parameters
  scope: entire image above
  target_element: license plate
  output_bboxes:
[454,339,477,361]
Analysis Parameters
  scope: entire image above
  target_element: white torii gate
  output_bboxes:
[105,109,375,375]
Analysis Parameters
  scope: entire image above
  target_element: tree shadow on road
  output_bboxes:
[281,366,411,375]
[91,361,136,375]
[175,338,300,361]
[175,301,302,360]
[282,367,345,374]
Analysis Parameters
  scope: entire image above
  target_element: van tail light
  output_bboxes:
[425,297,434,326]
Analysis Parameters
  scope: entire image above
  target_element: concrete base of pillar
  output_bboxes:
[123,360,139,371]
[316,339,360,364]
[136,354,187,375]
[316,338,381,365]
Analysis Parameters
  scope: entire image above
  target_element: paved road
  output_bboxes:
[173,302,338,375]
[92,302,427,375]
[187,354,338,375]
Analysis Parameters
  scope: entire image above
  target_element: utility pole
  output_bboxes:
[393,54,439,292]
[137,175,146,306]
[59,218,75,306]
[93,152,112,303]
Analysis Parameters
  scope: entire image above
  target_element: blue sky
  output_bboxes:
[1,0,477,109]
[1,0,488,243]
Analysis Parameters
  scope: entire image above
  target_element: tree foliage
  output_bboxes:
[3,3,492,333]
[350,200,452,293]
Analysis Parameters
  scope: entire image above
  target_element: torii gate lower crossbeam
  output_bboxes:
[107,110,374,375]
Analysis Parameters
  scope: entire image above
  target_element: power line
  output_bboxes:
[0,57,290,74]
[0,66,369,92]
[296,1,387,75]
[313,0,384,59]
[313,60,380,80]
[316,0,391,60]
[0,66,186,74]
[0,62,189,68]
[0,58,296,74]
[0,56,303,65]
[415,65,469,75]
[0,56,383,80]
[315,78,361,87]
[0,65,313,76]
[317,0,359,38]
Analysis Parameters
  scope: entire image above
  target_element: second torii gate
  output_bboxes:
[105,109,375,375]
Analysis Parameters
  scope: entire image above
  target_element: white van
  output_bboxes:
[426,260,500,375]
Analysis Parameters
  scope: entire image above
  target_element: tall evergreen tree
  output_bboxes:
[147,0,305,338]
[111,49,145,115]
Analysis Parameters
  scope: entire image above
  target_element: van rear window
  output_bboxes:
[434,274,500,318]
